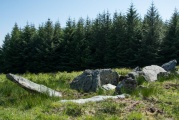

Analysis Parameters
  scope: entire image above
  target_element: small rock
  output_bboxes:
[127,71,143,79]
[128,67,144,79]
[127,72,139,79]
[102,84,116,90]
[133,66,141,72]
[115,77,137,94]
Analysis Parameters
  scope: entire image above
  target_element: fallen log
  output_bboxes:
[6,73,62,97]
[60,94,126,104]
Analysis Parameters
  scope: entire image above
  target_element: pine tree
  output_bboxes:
[91,11,112,68]
[125,4,142,67]
[107,12,126,67]
[20,24,36,72]
[52,21,64,71]
[160,9,179,63]
[2,23,22,73]
[0,47,3,73]
[90,15,101,68]
[83,17,93,69]
[60,18,76,71]
[140,3,164,66]
[36,19,55,72]
[1,34,11,72]
[73,18,86,70]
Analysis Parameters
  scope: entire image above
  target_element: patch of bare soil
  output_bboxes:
[146,107,164,114]
[164,83,179,89]
[115,98,144,111]
[115,97,165,118]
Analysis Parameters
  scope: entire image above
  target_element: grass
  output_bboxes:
[0,68,179,119]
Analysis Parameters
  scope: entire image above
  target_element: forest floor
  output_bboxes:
[0,68,179,120]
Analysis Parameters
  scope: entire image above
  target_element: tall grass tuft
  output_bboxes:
[64,102,82,117]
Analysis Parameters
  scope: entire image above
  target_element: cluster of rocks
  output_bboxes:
[5,59,178,104]
[5,59,177,98]
[70,69,119,92]
[70,59,178,94]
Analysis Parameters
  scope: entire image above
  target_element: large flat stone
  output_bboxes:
[60,94,126,104]
[6,73,62,97]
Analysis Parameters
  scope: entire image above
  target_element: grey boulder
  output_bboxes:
[70,69,119,92]
[115,77,137,94]
[127,66,143,79]
[161,59,177,72]
[142,65,167,82]
[6,73,62,97]
[127,71,144,79]
[133,66,141,72]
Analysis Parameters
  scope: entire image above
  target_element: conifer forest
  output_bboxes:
[0,4,179,73]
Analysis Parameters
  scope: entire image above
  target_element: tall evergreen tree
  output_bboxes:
[160,9,179,63]
[52,21,64,71]
[1,33,11,72]
[91,11,112,68]
[36,19,55,72]
[0,47,3,72]
[20,24,36,72]
[140,3,164,66]
[2,23,22,73]
[53,21,63,47]
[90,15,101,68]
[125,4,142,67]
[106,12,126,67]
[60,18,76,71]
[83,17,93,69]
[73,18,86,69]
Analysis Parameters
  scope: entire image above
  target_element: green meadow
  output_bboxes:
[0,68,179,120]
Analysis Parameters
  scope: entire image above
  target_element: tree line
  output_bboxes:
[0,3,179,73]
